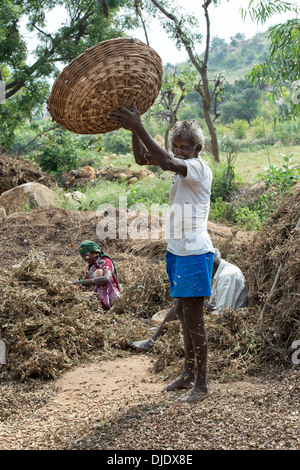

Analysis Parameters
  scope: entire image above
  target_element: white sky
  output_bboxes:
[132,0,300,64]
[22,0,299,66]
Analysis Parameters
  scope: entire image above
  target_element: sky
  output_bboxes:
[131,0,300,65]
[21,0,299,67]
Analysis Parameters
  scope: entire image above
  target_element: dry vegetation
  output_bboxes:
[0,154,299,450]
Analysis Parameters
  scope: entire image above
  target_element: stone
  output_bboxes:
[0,182,60,213]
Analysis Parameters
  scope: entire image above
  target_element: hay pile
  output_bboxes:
[234,184,300,365]
[0,151,56,194]
[151,185,300,381]
[0,251,105,380]
[0,247,170,381]
[0,187,298,383]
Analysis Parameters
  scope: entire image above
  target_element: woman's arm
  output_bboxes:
[73,267,112,287]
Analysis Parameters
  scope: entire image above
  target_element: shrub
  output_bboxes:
[251,116,271,139]
[259,154,299,191]
[230,119,249,139]
[211,153,240,202]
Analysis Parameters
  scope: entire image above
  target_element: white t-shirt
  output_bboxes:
[210,259,248,312]
[165,157,214,256]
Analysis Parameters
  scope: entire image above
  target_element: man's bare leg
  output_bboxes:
[128,303,178,352]
[177,298,211,402]
[163,299,195,391]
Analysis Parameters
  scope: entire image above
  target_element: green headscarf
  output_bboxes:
[79,240,118,280]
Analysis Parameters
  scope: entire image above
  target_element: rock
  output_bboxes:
[63,166,97,187]
[0,206,6,217]
[64,191,86,203]
[0,182,60,213]
[76,166,96,179]
[128,177,138,184]
[152,308,169,325]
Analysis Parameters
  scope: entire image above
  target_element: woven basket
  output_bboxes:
[47,37,163,134]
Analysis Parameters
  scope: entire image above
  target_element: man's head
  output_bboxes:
[171,120,205,160]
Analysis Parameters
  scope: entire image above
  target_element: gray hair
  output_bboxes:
[172,120,205,149]
[214,248,222,264]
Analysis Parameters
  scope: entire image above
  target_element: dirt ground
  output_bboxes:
[0,155,299,451]
[1,354,299,451]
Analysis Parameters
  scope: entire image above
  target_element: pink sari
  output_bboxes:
[85,256,120,310]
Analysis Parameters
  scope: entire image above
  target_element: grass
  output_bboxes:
[57,144,300,226]
[58,172,171,213]
[217,145,300,183]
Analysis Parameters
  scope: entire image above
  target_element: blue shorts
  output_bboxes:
[166,251,214,298]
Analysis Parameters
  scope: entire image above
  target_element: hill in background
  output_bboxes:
[166,32,270,83]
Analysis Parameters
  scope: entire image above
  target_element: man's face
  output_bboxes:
[171,131,201,160]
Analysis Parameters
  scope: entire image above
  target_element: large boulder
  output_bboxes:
[0,182,60,214]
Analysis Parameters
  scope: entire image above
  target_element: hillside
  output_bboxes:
[207,32,270,82]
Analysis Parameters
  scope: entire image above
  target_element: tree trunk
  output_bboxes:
[203,105,219,162]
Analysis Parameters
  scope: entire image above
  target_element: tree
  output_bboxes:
[142,0,223,162]
[250,19,300,117]
[148,67,196,150]
[0,0,136,147]
[242,1,300,118]
[220,79,261,124]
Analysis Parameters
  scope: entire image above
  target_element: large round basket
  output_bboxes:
[47,37,163,134]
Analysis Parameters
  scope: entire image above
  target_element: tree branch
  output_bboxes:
[149,0,204,75]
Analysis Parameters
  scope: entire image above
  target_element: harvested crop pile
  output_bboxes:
[0,251,104,380]
[0,151,56,194]
[151,185,300,381]
[233,184,300,366]
[0,247,170,381]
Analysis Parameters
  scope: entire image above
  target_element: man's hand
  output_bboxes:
[110,104,141,131]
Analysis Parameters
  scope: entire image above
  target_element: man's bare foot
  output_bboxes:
[176,385,212,403]
[127,339,154,352]
[163,374,195,391]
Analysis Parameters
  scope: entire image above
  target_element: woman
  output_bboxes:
[73,240,120,310]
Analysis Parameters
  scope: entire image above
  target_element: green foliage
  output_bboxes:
[251,116,271,138]
[0,0,137,148]
[249,19,300,119]
[220,78,261,124]
[36,130,81,175]
[27,126,101,176]
[125,178,170,210]
[99,128,132,155]
[259,153,300,190]
[209,197,232,223]
[273,119,300,145]
[210,154,239,203]
[230,119,250,139]
[226,154,300,230]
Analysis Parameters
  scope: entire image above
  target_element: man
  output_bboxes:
[110,105,214,403]
[206,248,248,313]
[128,248,248,352]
